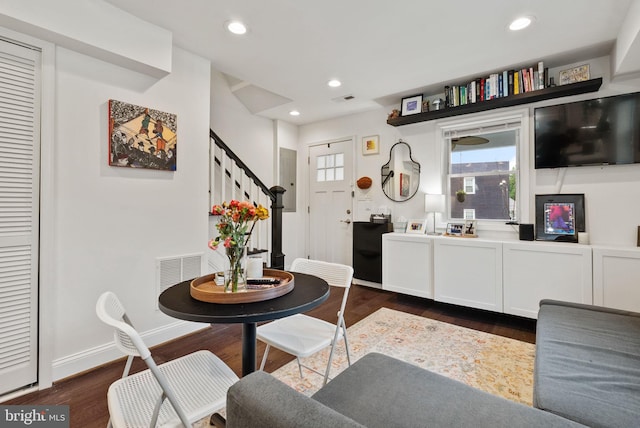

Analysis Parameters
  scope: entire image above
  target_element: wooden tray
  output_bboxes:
[190,268,295,304]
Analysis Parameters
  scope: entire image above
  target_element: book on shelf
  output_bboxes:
[437,60,560,110]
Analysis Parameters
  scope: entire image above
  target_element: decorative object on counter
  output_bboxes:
[558,64,589,85]
[406,219,427,234]
[401,94,423,116]
[425,194,445,235]
[208,200,270,292]
[534,194,584,243]
[356,176,373,189]
[422,99,429,112]
[519,224,535,241]
[370,213,391,224]
[381,140,421,202]
[456,189,466,202]
[362,135,379,155]
[393,220,407,232]
[445,222,464,236]
[463,220,477,237]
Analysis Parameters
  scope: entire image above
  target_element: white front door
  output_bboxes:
[308,138,353,265]
[0,39,41,395]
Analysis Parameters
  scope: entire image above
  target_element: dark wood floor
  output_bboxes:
[5,285,536,428]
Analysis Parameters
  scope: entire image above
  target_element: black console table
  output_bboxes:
[353,222,393,284]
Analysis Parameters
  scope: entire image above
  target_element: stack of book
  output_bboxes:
[445,61,548,108]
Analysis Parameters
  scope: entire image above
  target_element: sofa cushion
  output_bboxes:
[535,300,640,428]
[313,352,584,427]
[226,370,365,428]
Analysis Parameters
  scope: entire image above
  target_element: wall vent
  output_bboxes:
[156,253,203,303]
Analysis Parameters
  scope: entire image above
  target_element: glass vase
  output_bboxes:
[225,246,247,293]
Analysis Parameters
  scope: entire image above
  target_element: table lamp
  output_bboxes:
[425,194,445,235]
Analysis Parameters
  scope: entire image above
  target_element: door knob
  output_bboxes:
[340,219,352,224]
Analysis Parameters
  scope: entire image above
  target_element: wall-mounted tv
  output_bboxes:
[534,92,640,169]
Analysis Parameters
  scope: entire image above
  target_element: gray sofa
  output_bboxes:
[226,300,640,427]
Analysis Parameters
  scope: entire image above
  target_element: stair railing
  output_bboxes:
[209,130,285,269]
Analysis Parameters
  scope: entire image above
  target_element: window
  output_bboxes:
[463,177,476,194]
[316,153,344,182]
[444,117,522,222]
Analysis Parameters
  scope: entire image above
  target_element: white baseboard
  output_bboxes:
[52,320,206,382]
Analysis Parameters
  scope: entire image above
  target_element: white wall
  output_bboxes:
[50,46,211,380]
[275,120,306,266]
[210,68,274,188]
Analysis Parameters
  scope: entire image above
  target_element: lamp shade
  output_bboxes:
[425,194,445,213]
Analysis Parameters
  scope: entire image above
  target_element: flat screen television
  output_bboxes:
[534,91,640,169]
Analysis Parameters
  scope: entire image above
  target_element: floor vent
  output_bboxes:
[156,253,203,302]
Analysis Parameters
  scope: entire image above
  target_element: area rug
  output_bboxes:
[195,307,535,426]
[270,307,535,405]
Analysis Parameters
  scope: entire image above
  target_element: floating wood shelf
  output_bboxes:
[387,78,603,126]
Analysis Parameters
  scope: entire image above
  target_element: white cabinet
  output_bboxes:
[434,238,503,312]
[503,242,592,319]
[382,233,433,298]
[593,246,640,312]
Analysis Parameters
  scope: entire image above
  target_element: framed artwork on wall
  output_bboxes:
[406,219,427,234]
[108,99,177,170]
[362,135,379,155]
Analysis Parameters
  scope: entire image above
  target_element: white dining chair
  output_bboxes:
[96,291,239,428]
[257,258,354,385]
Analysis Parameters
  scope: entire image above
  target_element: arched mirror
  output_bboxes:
[381,140,421,202]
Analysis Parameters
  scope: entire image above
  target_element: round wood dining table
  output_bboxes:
[158,271,329,376]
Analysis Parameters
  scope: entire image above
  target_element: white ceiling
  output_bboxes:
[105,0,637,125]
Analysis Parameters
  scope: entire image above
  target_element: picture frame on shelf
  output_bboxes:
[446,222,464,236]
[558,64,590,85]
[401,94,423,116]
[362,135,379,155]
[463,220,477,237]
[406,219,427,234]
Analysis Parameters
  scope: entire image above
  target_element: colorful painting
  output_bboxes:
[108,99,177,170]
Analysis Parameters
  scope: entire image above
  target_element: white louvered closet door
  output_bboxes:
[0,39,41,395]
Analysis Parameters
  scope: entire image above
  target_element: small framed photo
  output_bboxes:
[558,64,590,85]
[362,135,379,155]
[446,222,464,236]
[463,220,477,237]
[406,219,427,234]
[401,94,423,116]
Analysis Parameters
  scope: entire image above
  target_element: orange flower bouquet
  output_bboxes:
[208,200,269,292]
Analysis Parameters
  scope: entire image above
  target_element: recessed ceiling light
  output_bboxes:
[289,110,300,116]
[227,21,247,35]
[509,16,533,31]
[328,79,342,88]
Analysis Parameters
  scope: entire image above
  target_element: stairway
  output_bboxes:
[209,130,285,270]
